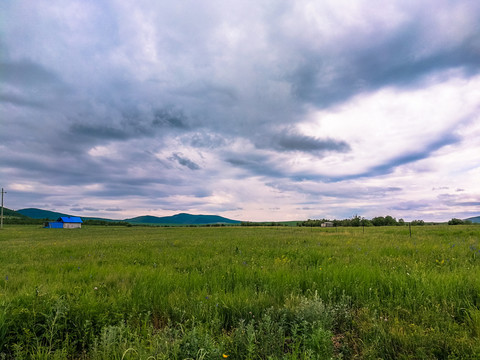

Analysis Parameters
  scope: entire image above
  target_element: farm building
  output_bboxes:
[321,221,334,227]
[45,217,83,229]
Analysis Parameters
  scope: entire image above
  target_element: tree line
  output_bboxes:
[299,215,472,227]
[447,218,472,225]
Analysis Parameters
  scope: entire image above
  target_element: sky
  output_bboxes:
[1,0,480,222]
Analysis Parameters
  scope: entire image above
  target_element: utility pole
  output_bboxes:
[1,188,6,229]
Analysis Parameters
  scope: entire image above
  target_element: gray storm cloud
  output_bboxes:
[1,0,480,221]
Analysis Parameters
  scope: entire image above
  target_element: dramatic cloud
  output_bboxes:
[1,0,480,221]
[260,129,351,155]
[170,153,201,170]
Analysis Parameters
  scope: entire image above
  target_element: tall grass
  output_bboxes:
[0,225,479,358]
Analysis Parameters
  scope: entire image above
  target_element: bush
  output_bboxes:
[448,218,471,225]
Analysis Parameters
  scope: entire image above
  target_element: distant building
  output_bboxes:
[45,216,83,229]
[321,221,334,227]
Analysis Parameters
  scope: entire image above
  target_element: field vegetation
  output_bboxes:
[0,225,479,359]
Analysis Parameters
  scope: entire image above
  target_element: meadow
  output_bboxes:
[0,225,479,359]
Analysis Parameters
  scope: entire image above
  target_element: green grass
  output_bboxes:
[0,225,479,359]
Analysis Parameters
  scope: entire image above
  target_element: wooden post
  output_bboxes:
[0,188,5,229]
[409,223,412,238]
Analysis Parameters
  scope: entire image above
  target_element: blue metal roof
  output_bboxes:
[58,216,83,223]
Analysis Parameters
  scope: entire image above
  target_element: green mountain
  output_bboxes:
[17,208,71,220]
[17,208,122,223]
[17,208,240,225]
[1,207,29,218]
[0,207,47,225]
[466,216,480,223]
[124,213,240,225]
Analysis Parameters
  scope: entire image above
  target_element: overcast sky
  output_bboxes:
[1,0,480,221]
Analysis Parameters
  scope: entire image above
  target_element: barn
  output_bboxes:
[321,221,334,227]
[45,217,83,229]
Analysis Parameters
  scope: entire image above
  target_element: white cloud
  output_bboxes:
[298,73,480,176]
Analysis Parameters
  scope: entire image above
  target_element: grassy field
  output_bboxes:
[0,225,479,359]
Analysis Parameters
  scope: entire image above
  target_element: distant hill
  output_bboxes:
[1,207,29,218]
[124,213,240,225]
[1,207,46,224]
[16,208,240,225]
[466,216,480,223]
[17,208,71,220]
[17,208,122,223]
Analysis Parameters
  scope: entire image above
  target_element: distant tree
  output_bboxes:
[384,215,397,226]
[448,218,464,225]
[410,220,425,226]
[350,215,361,227]
[300,219,330,227]
[398,218,405,226]
[4,217,43,225]
[361,218,373,227]
[83,219,129,226]
[371,216,385,226]
[333,219,342,227]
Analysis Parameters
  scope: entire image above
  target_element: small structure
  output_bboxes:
[321,221,334,227]
[45,217,83,229]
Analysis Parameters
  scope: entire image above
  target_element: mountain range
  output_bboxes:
[4,207,480,225]
[15,208,241,225]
